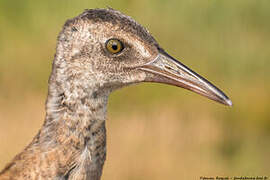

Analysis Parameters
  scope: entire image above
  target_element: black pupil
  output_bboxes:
[111,42,118,51]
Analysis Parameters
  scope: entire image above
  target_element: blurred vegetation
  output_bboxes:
[0,0,269,179]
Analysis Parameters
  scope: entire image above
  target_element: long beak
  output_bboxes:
[139,50,232,106]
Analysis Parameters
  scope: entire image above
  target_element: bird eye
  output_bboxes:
[105,39,124,54]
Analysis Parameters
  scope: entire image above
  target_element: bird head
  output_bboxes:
[54,8,232,106]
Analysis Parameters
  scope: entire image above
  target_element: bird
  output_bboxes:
[0,8,232,180]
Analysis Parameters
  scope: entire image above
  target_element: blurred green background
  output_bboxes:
[0,0,269,179]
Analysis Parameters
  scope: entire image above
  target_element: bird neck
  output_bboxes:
[37,79,109,178]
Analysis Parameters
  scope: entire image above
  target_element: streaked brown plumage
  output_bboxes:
[0,8,232,180]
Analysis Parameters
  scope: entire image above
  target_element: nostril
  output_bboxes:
[164,65,173,70]
[164,65,180,75]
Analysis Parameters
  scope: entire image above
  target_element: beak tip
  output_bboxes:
[225,99,233,107]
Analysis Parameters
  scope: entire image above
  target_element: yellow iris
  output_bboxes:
[106,39,124,54]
